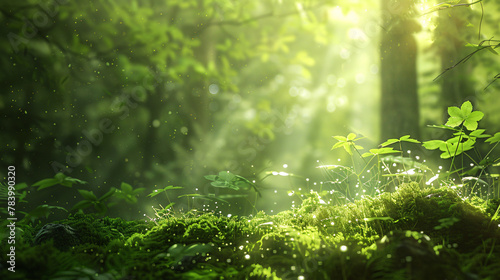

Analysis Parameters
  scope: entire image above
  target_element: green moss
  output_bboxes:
[2,183,499,279]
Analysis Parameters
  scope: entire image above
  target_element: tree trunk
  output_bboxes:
[380,0,421,142]
[435,1,475,112]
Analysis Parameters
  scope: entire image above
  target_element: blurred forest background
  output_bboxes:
[1,0,500,218]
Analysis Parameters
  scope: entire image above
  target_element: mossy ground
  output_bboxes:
[2,183,500,279]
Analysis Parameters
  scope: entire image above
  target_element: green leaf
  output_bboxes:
[463,111,484,130]
[422,140,446,150]
[331,141,345,150]
[445,101,483,130]
[439,138,475,158]
[380,135,420,147]
[121,182,133,193]
[467,110,484,122]
[204,175,218,181]
[333,136,347,142]
[362,147,399,158]
[427,124,460,131]
[445,116,463,128]
[33,173,86,190]
[147,185,183,197]
[78,189,97,201]
[486,132,500,144]
[460,101,473,115]
[400,135,421,143]
[132,188,145,195]
[486,46,499,55]
[25,204,67,221]
[15,182,29,191]
[218,171,235,182]
[33,178,60,190]
[344,144,353,155]
[448,105,463,118]
[94,202,108,215]
[347,133,356,141]
[469,129,490,138]
[147,190,164,197]
[380,138,399,147]
[99,188,117,201]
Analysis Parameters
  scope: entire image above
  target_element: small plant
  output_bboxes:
[328,133,421,200]
[204,171,261,197]
[422,101,500,200]
[71,188,117,216]
[112,182,145,204]
[328,101,500,204]
[32,172,87,190]
[192,171,262,215]
[326,101,500,234]
[147,185,183,220]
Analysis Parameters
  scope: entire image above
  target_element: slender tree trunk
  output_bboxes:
[435,1,475,112]
[380,0,421,142]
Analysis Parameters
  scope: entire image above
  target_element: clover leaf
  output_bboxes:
[445,101,484,130]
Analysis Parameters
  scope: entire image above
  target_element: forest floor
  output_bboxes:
[2,182,500,280]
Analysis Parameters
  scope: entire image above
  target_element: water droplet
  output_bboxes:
[340,245,348,252]
[355,73,365,84]
[209,84,219,94]
[340,48,350,59]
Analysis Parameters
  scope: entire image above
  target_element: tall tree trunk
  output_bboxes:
[435,1,475,113]
[380,0,421,142]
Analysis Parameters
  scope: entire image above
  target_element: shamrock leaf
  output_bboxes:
[445,101,483,130]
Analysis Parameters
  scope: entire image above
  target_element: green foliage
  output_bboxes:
[23,205,68,223]
[32,173,87,191]
[445,101,484,130]
[71,188,117,215]
[147,185,183,198]
[205,171,260,196]
[331,132,364,155]
[3,186,500,279]
[113,182,145,204]
[331,101,500,203]
[379,135,421,147]
[361,147,399,158]
[421,101,500,200]
[20,173,144,219]
[422,101,489,159]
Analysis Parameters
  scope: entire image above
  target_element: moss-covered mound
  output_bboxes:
[1,183,499,279]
